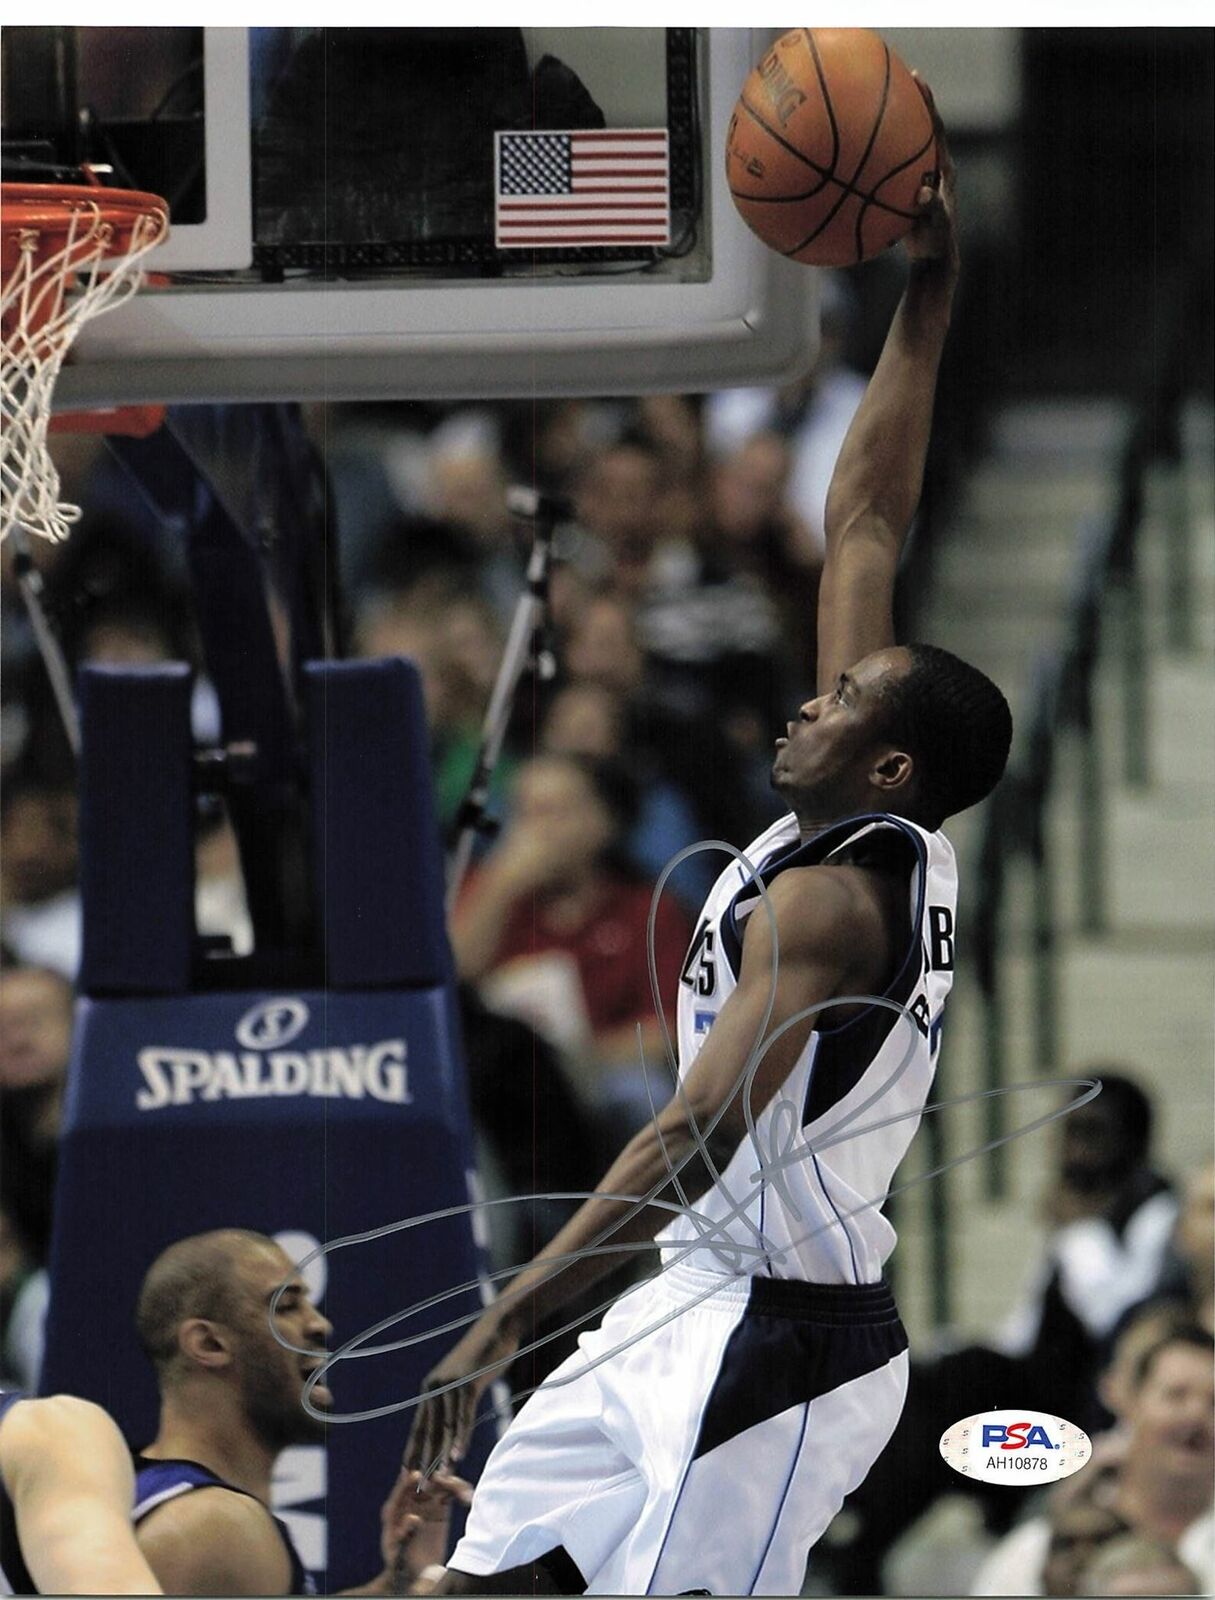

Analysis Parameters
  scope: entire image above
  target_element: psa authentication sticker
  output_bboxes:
[939,1409,1091,1486]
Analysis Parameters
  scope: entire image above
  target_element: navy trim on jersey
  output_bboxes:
[690,1276,905,1462]
[133,1455,313,1596]
[802,822,927,1126]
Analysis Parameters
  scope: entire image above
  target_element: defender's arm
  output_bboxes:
[0,1395,163,1595]
[816,79,959,695]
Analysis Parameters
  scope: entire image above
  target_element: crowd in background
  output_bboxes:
[1,267,1212,1597]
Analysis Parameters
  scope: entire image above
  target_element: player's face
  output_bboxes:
[1129,1344,1215,1481]
[234,1247,334,1449]
[771,648,912,816]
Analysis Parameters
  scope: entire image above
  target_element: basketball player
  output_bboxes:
[132,1229,468,1597]
[406,83,1012,1596]
[0,1389,162,1595]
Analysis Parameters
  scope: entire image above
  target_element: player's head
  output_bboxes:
[136,1228,332,1451]
[771,644,1012,830]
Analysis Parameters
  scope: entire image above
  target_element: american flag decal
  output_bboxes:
[495,129,670,248]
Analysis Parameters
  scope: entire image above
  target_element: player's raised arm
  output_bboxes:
[815,78,959,697]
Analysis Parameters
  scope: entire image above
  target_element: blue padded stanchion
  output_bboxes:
[78,664,195,995]
[305,659,449,989]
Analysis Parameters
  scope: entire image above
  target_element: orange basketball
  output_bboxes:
[726,29,937,268]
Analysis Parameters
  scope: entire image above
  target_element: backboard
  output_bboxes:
[1,26,820,405]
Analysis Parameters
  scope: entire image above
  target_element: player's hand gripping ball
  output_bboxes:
[727,28,938,267]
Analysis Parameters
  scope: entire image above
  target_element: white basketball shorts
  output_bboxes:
[450,1260,909,1595]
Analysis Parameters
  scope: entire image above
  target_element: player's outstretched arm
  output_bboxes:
[815,76,959,696]
[0,1395,163,1595]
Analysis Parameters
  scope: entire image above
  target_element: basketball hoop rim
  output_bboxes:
[1,182,168,262]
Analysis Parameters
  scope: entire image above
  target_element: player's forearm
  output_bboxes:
[491,1101,730,1335]
[823,258,957,550]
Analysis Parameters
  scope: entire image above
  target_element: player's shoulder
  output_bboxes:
[138,1476,274,1539]
[136,1479,291,1594]
[0,1392,120,1459]
[748,860,888,948]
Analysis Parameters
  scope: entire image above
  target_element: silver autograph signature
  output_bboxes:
[269,839,1101,1432]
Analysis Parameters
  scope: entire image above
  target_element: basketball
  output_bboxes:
[726,29,938,267]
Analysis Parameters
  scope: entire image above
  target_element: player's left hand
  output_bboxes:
[404,1311,520,1473]
[904,73,959,277]
[379,1467,473,1593]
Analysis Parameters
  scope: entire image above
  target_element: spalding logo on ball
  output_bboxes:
[727,28,937,267]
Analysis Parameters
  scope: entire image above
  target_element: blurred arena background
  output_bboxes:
[1,24,1212,1598]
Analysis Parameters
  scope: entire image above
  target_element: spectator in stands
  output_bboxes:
[1078,1532,1202,1597]
[572,436,682,602]
[539,679,711,911]
[633,394,707,548]
[0,1204,31,1385]
[0,963,72,1389]
[833,1070,1179,1594]
[561,589,756,849]
[356,573,521,840]
[0,770,80,979]
[0,964,71,1270]
[703,272,867,562]
[1040,1502,1130,1598]
[993,1072,1178,1390]
[970,1323,1215,1596]
[450,753,691,1147]
[1114,1159,1215,1348]
[1098,1301,1200,1431]
[423,410,528,626]
[499,399,615,501]
[708,430,820,680]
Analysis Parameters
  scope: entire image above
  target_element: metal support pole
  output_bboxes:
[1076,678,1109,936]
[1157,408,1195,654]
[1032,821,1060,1071]
[1114,546,1150,789]
[10,529,80,757]
[446,489,565,919]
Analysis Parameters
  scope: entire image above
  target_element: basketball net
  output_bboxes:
[1,183,168,545]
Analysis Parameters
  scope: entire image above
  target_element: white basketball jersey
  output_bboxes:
[656,809,957,1285]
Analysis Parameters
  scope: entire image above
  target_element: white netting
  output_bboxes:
[1,190,168,544]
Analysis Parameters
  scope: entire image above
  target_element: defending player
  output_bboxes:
[131,1229,468,1597]
[407,82,1012,1596]
[0,1389,162,1595]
